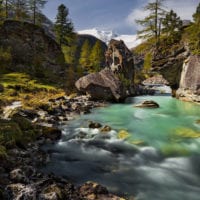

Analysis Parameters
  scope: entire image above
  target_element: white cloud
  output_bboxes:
[165,0,197,21]
[126,7,149,30]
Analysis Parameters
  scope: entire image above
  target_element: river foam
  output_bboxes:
[42,96,200,199]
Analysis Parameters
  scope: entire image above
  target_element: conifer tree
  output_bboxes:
[136,0,166,47]
[54,4,74,46]
[62,33,78,65]
[28,0,47,24]
[187,3,200,54]
[89,40,104,72]
[79,39,91,69]
[10,0,29,20]
[162,10,182,43]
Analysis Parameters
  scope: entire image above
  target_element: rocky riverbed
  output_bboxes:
[0,95,125,200]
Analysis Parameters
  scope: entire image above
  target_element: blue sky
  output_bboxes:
[43,0,199,34]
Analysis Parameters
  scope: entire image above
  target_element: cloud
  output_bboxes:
[126,0,199,31]
[165,0,198,20]
[126,7,148,31]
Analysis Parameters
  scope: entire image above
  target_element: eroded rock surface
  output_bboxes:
[176,55,200,102]
[76,39,135,102]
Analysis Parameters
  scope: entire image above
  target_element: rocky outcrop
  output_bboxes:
[76,39,134,102]
[152,41,200,102]
[0,20,65,82]
[152,44,189,90]
[176,55,200,102]
[105,39,134,81]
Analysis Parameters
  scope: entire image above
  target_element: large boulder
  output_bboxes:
[76,39,135,102]
[176,55,200,102]
[75,68,127,101]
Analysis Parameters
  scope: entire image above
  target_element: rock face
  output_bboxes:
[76,39,134,102]
[0,20,65,82]
[105,39,134,81]
[152,42,200,102]
[152,44,189,90]
[176,55,200,102]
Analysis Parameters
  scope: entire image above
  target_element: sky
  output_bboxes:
[43,0,199,35]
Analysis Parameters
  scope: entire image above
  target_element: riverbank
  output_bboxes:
[0,95,126,200]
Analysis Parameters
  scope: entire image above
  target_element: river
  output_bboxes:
[42,95,200,200]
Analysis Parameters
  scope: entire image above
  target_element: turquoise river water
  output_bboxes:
[43,95,200,200]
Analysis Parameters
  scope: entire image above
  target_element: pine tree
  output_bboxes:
[28,0,47,24]
[187,3,200,54]
[79,39,91,70]
[136,0,166,47]
[10,0,29,20]
[162,10,182,43]
[54,4,74,47]
[0,0,12,19]
[89,40,104,72]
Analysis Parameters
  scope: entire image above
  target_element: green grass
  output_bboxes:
[0,72,56,91]
[0,72,65,108]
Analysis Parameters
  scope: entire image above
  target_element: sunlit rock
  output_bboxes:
[134,100,159,108]
[100,125,112,132]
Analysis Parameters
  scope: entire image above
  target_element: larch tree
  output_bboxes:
[89,40,104,72]
[136,0,166,48]
[54,4,74,47]
[79,39,91,70]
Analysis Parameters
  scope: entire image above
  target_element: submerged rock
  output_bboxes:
[195,119,200,124]
[134,100,159,108]
[117,130,130,140]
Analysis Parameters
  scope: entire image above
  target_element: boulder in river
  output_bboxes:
[75,68,127,102]
[88,121,102,129]
[134,100,160,108]
[75,39,135,102]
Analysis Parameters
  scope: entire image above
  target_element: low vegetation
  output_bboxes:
[0,72,65,109]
